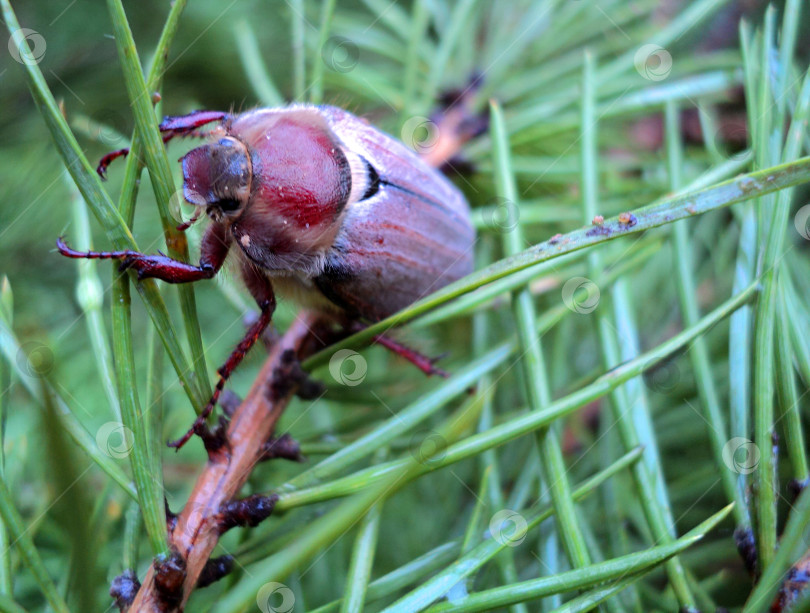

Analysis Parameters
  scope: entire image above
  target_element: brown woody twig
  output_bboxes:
[125,311,322,611]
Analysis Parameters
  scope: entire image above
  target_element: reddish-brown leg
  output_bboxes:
[168,262,276,450]
[57,223,231,283]
[96,110,231,178]
[176,208,202,232]
[158,110,231,133]
[348,321,449,377]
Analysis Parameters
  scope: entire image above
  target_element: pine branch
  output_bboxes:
[125,312,322,611]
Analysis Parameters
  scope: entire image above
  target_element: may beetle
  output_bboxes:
[58,105,475,447]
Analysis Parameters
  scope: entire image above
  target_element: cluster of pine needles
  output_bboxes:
[1,0,810,611]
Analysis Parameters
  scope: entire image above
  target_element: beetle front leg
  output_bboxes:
[57,223,231,284]
[169,262,276,451]
[96,110,232,178]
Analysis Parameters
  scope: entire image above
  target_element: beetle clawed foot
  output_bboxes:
[401,350,450,378]
[96,147,131,179]
[168,409,219,453]
[428,352,451,378]
[176,208,203,232]
[369,331,450,378]
[168,396,232,458]
[398,349,449,378]
[56,238,193,283]
[167,422,198,452]
[55,236,112,260]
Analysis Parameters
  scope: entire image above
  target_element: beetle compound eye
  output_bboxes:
[218,198,242,212]
[181,135,253,216]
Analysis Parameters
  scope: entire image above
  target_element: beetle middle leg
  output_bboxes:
[168,261,276,450]
[96,109,231,178]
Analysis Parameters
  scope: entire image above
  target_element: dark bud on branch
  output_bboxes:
[218,494,279,533]
[201,416,231,458]
[197,555,235,588]
[219,389,242,417]
[153,550,187,609]
[734,526,757,576]
[260,433,305,463]
[110,569,140,612]
[267,349,324,401]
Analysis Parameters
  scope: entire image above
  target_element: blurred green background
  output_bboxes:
[3,0,810,611]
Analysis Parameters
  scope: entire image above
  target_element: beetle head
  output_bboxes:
[182,136,252,223]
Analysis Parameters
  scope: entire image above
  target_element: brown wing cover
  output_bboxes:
[314,105,476,321]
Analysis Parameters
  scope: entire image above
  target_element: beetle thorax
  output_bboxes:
[222,110,356,268]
